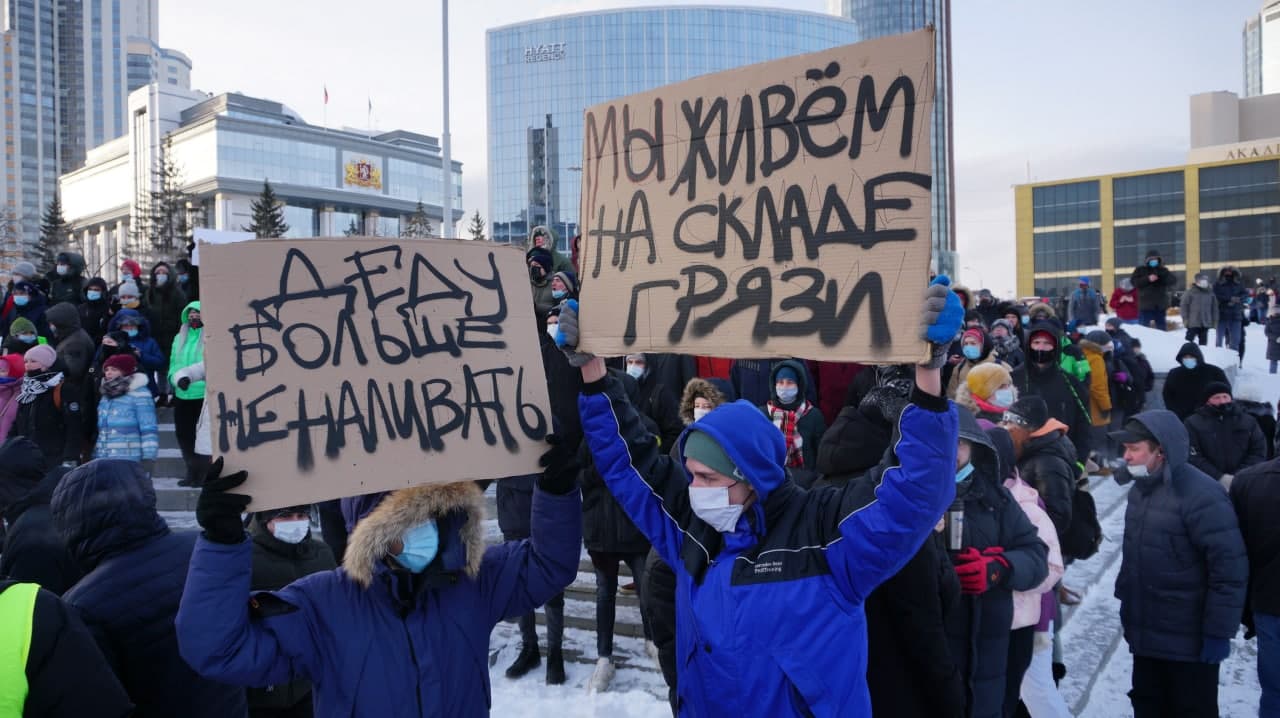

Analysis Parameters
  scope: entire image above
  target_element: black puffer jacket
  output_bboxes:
[247,516,336,712]
[45,252,87,306]
[12,368,79,466]
[814,404,892,486]
[0,580,133,717]
[51,460,248,717]
[1131,260,1175,311]
[46,301,95,384]
[944,412,1049,718]
[78,278,113,345]
[865,529,964,718]
[0,452,80,594]
[1114,411,1248,662]
[1162,343,1230,421]
[581,371,655,556]
[142,261,187,364]
[1230,458,1280,620]
[1185,402,1268,481]
[1015,429,1077,542]
[1011,322,1093,461]
[641,547,678,712]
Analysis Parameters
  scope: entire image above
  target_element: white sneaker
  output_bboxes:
[588,657,616,693]
[645,640,661,666]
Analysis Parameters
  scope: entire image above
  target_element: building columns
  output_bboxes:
[320,204,335,237]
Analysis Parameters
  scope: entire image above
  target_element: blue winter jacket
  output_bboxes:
[51,459,248,717]
[107,309,164,373]
[177,480,581,717]
[95,373,159,460]
[1114,410,1248,662]
[579,375,958,717]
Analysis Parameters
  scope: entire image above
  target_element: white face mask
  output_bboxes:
[992,388,1016,409]
[546,324,559,340]
[1127,463,1150,478]
[626,364,645,381]
[271,519,310,544]
[688,485,745,533]
[693,407,711,422]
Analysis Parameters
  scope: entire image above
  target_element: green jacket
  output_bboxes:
[1059,336,1090,383]
[168,301,204,400]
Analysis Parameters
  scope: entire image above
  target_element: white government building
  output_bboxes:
[61,82,463,282]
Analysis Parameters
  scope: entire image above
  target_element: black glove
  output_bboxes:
[177,376,191,391]
[537,433,581,495]
[196,457,251,544]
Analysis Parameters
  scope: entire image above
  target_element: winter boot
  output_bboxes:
[505,643,540,679]
[545,648,566,685]
[588,656,616,693]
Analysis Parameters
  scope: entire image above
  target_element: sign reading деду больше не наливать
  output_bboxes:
[200,237,552,510]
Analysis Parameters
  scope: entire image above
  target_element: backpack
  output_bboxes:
[1061,478,1102,560]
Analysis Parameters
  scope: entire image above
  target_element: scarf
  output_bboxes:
[101,375,133,398]
[17,371,62,405]
[767,400,812,468]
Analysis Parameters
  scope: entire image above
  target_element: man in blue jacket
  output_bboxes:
[1112,410,1248,718]
[554,277,965,717]
[175,440,583,717]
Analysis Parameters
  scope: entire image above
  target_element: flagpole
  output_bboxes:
[441,0,453,237]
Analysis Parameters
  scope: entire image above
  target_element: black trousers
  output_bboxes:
[1004,626,1035,717]
[1185,327,1209,345]
[173,397,207,483]
[1130,655,1219,718]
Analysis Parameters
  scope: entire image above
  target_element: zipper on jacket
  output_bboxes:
[402,616,425,715]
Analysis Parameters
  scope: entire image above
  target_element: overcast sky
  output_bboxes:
[160,0,1260,295]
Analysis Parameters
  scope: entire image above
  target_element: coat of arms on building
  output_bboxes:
[344,158,383,189]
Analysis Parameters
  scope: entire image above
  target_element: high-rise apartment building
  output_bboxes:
[827,0,955,277]
[1244,1,1280,97]
[0,0,185,261]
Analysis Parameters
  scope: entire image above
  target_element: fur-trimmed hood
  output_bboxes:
[343,481,486,589]
[1028,302,1057,322]
[679,377,727,424]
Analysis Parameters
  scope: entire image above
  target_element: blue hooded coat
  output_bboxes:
[1114,410,1248,662]
[51,459,248,717]
[579,374,958,717]
[177,480,581,717]
[107,309,165,374]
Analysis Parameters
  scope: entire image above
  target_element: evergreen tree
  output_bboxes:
[343,218,361,236]
[36,193,72,268]
[131,135,200,263]
[244,180,290,238]
[466,210,486,241]
[401,201,434,238]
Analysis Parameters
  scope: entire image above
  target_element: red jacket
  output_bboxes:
[1109,288,1139,321]
[806,361,866,425]
[695,356,733,381]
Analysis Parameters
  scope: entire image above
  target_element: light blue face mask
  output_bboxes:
[1020,315,1030,325]
[1182,357,1198,370]
[551,289,566,300]
[955,463,976,483]
[125,328,139,338]
[776,385,799,404]
[86,290,102,301]
[1148,259,1159,268]
[394,519,440,573]
[962,345,982,361]
[13,295,28,307]
[992,388,1016,408]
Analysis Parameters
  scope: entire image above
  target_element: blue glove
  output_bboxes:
[554,299,595,368]
[1199,637,1230,664]
[919,275,964,368]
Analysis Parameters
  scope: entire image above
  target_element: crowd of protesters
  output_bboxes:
[0,235,1275,718]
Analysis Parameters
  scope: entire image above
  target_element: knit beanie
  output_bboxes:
[527,248,553,275]
[962,327,985,345]
[117,280,140,298]
[775,366,799,383]
[13,261,36,279]
[256,505,311,524]
[24,344,56,371]
[1084,330,1113,350]
[966,363,1012,401]
[1003,396,1049,431]
[1202,381,1233,404]
[103,354,138,376]
[8,317,36,336]
[121,259,142,278]
[551,270,579,297]
[86,276,108,292]
[684,430,741,481]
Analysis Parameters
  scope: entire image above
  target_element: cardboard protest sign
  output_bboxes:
[578,29,935,363]
[200,238,552,510]
[191,227,253,266]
